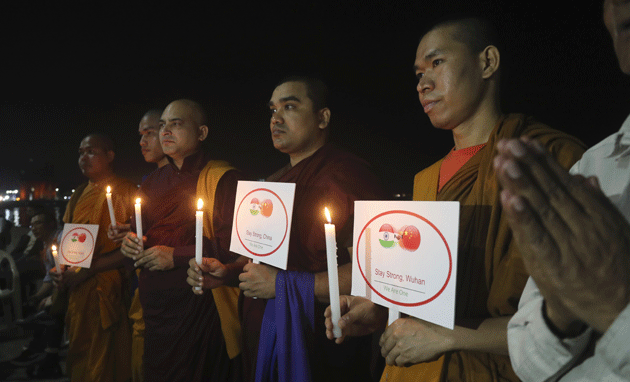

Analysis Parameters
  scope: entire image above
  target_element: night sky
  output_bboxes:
[3,1,629,196]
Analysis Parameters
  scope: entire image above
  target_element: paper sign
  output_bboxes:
[58,224,99,268]
[230,181,296,270]
[351,201,459,329]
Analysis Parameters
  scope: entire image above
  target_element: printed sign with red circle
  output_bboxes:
[355,210,452,307]
[352,201,459,329]
[230,181,296,270]
[58,224,99,268]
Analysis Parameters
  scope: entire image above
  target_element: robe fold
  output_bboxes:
[129,272,144,382]
[197,160,242,361]
[241,143,388,382]
[381,114,586,382]
[63,175,137,382]
[134,151,240,382]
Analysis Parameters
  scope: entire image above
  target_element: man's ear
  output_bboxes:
[318,108,331,130]
[480,45,500,79]
[199,125,209,141]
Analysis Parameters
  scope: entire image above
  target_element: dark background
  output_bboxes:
[2,0,629,196]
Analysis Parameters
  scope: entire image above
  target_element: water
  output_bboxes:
[2,201,67,227]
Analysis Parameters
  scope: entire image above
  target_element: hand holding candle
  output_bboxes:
[135,198,143,252]
[51,245,61,275]
[195,198,204,291]
[106,186,117,229]
[325,207,342,338]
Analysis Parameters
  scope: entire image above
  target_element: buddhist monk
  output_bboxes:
[108,108,168,382]
[60,133,136,382]
[325,17,586,382]
[120,99,242,382]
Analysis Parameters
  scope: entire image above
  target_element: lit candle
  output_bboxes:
[195,198,204,291]
[324,207,342,338]
[106,186,117,229]
[135,198,143,252]
[51,245,61,275]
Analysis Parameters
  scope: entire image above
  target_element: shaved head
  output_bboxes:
[142,109,163,120]
[421,17,499,55]
[168,99,208,127]
[84,132,114,153]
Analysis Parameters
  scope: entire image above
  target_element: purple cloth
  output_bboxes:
[256,271,315,382]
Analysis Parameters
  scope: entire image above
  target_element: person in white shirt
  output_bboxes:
[494,2,630,379]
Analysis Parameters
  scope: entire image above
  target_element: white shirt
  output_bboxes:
[507,115,630,382]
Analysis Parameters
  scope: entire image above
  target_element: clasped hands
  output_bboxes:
[494,137,630,333]
[120,231,174,271]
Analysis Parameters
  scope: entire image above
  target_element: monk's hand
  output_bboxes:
[325,295,387,344]
[49,264,68,287]
[107,223,130,243]
[60,266,92,292]
[135,245,174,271]
[239,261,278,299]
[379,317,454,367]
[187,257,228,294]
[121,232,145,261]
[494,137,630,333]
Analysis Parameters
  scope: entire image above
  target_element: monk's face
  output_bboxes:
[159,101,206,163]
[414,25,486,131]
[269,81,326,156]
[78,135,113,181]
[604,0,630,74]
[138,114,165,164]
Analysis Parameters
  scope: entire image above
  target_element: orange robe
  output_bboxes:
[381,114,586,382]
[63,176,137,382]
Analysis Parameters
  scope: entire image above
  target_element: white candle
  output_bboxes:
[324,207,342,338]
[135,198,143,252]
[106,186,116,228]
[51,245,61,275]
[195,198,204,291]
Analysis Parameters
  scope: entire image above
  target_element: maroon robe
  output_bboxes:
[132,150,241,382]
[240,144,388,382]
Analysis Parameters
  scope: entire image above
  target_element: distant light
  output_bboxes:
[16,197,20,201]
[71,189,75,193]
[55,188,59,192]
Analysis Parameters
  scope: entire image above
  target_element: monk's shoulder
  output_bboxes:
[504,114,587,170]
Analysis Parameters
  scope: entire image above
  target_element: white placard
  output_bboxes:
[58,223,99,268]
[351,201,459,329]
[229,181,296,270]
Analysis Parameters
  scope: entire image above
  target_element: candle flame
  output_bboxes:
[106,185,111,193]
[324,207,332,224]
[51,245,57,252]
[136,198,141,205]
[197,198,204,210]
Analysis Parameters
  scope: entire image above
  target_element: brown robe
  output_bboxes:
[135,151,240,382]
[381,114,586,382]
[240,143,388,382]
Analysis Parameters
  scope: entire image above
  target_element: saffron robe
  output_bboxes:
[63,175,137,382]
[134,151,240,382]
[241,143,388,382]
[380,114,586,382]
